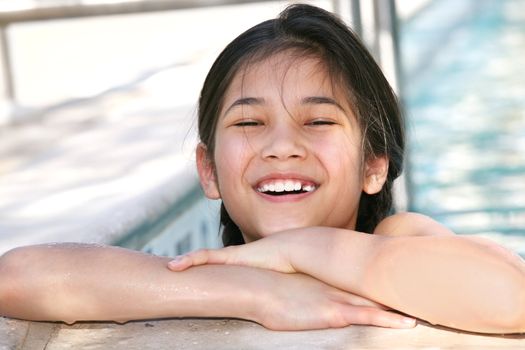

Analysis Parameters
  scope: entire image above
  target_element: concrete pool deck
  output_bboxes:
[3,317,525,349]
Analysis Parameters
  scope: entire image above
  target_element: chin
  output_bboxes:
[257,220,313,237]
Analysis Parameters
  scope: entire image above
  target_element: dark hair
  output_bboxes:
[198,4,404,246]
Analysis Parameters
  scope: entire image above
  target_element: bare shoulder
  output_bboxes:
[373,212,455,237]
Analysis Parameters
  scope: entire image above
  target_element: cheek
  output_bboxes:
[318,137,365,198]
[214,133,253,188]
[315,134,363,175]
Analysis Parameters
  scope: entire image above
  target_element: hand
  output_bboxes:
[168,229,305,273]
[250,272,416,331]
[167,232,417,330]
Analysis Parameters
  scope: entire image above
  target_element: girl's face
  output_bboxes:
[198,53,387,242]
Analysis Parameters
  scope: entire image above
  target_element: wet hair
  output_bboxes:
[197,4,405,246]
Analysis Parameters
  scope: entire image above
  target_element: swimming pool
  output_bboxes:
[400,0,525,254]
[115,183,222,257]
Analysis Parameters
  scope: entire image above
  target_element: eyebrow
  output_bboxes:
[302,96,345,112]
[223,95,345,116]
[223,97,265,116]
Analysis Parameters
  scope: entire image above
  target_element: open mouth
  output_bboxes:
[256,180,317,196]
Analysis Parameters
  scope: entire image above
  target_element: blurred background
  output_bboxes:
[0,0,523,256]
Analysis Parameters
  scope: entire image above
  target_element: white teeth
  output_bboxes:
[302,185,315,192]
[257,180,317,193]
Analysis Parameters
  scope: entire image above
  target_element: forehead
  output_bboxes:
[222,52,348,105]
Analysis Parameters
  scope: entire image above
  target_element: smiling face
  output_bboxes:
[197,52,388,242]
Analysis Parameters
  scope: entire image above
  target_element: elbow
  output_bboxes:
[490,247,525,333]
[518,307,525,333]
[452,271,525,334]
[492,287,525,334]
[458,237,525,334]
[514,308,525,334]
[0,246,53,321]
[483,258,525,334]
[0,245,80,323]
[502,278,525,333]
[0,247,30,317]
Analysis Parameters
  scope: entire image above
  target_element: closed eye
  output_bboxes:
[306,119,337,126]
[233,120,262,127]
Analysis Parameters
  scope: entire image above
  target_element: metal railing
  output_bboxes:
[0,0,400,105]
[0,0,279,103]
[0,0,279,24]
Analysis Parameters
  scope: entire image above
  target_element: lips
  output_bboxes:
[255,176,318,196]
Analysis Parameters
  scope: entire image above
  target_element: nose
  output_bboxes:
[260,121,307,161]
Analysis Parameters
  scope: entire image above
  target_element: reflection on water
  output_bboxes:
[401,0,525,246]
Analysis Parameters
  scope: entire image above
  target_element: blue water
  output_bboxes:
[401,0,525,237]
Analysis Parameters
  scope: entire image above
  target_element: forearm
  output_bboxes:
[0,244,260,323]
[369,235,525,333]
[286,227,380,298]
[287,228,525,333]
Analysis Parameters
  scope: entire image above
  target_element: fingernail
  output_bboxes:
[401,317,416,327]
[168,256,183,266]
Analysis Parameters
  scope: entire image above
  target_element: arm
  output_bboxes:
[0,243,412,330]
[0,243,255,324]
[170,213,525,333]
[290,226,525,334]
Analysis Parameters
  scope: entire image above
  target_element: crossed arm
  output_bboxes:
[0,242,413,330]
[1,213,524,333]
[168,213,525,334]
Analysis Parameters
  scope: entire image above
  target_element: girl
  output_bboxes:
[1,4,524,334]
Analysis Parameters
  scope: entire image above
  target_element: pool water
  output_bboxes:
[401,0,525,250]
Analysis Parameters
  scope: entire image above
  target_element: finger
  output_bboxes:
[167,255,194,271]
[342,306,417,329]
[167,247,233,271]
[341,292,390,310]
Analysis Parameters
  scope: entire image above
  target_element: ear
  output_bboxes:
[362,156,389,195]
[196,143,221,200]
